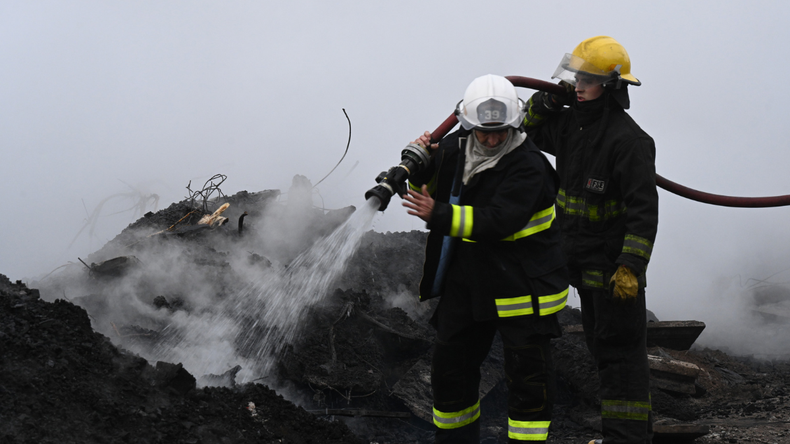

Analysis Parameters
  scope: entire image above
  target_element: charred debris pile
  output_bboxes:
[3,177,790,443]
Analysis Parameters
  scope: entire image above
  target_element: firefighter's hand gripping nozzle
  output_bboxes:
[365,143,431,211]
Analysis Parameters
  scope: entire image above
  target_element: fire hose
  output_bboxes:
[365,75,790,210]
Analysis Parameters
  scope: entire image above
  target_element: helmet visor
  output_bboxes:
[552,53,614,87]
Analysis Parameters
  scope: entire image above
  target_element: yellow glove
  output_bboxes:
[610,265,639,303]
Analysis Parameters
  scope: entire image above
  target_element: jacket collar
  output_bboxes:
[571,96,606,126]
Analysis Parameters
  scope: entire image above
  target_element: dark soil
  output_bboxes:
[3,183,790,443]
[0,274,364,444]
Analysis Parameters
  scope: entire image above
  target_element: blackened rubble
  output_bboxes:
[3,181,790,443]
[0,274,365,444]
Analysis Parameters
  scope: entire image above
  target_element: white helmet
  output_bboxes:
[455,74,525,131]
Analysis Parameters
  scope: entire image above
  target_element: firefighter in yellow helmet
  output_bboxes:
[525,36,658,444]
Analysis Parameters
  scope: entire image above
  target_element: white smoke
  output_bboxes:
[35,174,383,386]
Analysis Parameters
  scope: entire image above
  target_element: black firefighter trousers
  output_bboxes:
[579,288,653,444]
[431,304,556,443]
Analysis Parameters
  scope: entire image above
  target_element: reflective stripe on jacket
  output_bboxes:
[409,130,568,320]
[526,92,658,289]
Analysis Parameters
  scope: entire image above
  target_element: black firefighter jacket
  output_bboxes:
[526,92,659,290]
[409,130,567,320]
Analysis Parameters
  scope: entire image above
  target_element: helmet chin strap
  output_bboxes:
[600,66,630,109]
[603,66,625,90]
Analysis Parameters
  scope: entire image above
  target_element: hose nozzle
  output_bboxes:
[364,143,431,211]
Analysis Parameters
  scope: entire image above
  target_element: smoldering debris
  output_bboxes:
[4,179,790,443]
[81,255,141,279]
[0,274,364,444]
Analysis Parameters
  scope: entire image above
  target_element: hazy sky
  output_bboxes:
[3,1,790,354]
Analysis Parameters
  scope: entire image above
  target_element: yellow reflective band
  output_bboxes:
[450,205,473,238]
[556,189,567,209]
[457,204,555,243]
[557,189,586,216]
[581,269,606,289]
[408,175,437,196]
[622,234,653,261]
[556,188,626,221]
[496,287,568,318]
[586,200,626,222]
[501,205,555,241]
[601,399,651,422]
[495,295,535,317]
[508,419,551,441]
[582,269,646,290]
[537,287,569,315]
[433,401,481,429]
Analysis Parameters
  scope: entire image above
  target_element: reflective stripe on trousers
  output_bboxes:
[508,419,550,441]
[601,399,651,421]
[433,400,481,429]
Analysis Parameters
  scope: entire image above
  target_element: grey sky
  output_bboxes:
[3,1,790,354]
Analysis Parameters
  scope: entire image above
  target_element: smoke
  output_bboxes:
[31,172,790,399]
[647,228,790,361]
[35,174,382,386]
[690,273,790,360]
[385,288,433,322]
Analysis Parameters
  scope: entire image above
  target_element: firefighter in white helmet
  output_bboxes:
[403,74,569,443]
[525,36,658,444]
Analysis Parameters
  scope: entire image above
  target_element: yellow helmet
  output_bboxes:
[552,36,641,88]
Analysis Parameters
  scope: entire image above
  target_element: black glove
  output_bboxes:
[548,80,575,108]
[525,91,563,127]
